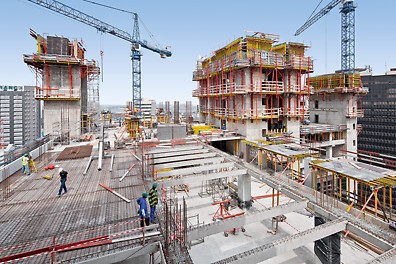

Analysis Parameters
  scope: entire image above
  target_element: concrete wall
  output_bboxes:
[44,65,81,99]
[310,93,357,159]
[43,100,81,139]
[0,140,53,182]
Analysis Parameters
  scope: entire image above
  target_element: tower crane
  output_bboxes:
[27,0,172,113]
[295,0,356,73]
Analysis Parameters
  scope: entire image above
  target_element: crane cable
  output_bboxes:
[81,0,135,15]
[307,0,324,21]
[80,0,162,49]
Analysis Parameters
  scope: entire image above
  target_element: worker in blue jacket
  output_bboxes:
[137,192,150,227]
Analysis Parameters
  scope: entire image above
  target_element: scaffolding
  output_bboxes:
[192,32,312,130]
[311,160,396,221]
[309,73,369,94]
[24,30,99,144]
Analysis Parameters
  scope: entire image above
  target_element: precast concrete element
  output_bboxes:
[187,200,308,242]
[148,145,203,154]
[369,247,396,264]
[156,162,235,179]
[152,152,217,165]
[154,157,225,170]
[152,148,209,159]
[212,219,347,264]
[159,169,247,188]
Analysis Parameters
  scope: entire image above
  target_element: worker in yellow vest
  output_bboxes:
[21,154,30,175]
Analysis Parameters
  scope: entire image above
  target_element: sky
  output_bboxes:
[1,0,395,105]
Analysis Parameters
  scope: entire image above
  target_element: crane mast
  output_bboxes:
[295,0,356,73]
[27,0,172,112]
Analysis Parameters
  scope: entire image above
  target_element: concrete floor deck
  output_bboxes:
[0,145,154,263]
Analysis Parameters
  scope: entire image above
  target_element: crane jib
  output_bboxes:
[27,0,171,58]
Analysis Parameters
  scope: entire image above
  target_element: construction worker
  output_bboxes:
[137,192,150,227]
[148,182,158,223]
[58,168,68,197]
[28,153,36,173]
[21,154,30,175]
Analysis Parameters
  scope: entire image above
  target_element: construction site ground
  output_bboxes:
[0,142,154,263]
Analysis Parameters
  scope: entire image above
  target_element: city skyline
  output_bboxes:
[1,0,395,105]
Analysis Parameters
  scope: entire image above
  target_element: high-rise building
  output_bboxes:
[358,69,396,157]
[0,85,41,147]
[193,33,312,143]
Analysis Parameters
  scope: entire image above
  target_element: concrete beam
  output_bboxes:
[152,153,217,165]
[157,162,235,179]
[212,219,347,264]
[148,145,203,154]
[78,241,160,264]
[187,200,308,242]
[152,148,208,159]
[159,169,247,188]
[369,247,396,264]
[346,223,394,252]
[154,157,225,170]
[308,203,394,252]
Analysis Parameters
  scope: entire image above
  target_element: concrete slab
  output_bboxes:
[157,162,235,179]
[312,159,396,182]
[152,152,217,164]
[159,169,247,188]
[154,157,225,170]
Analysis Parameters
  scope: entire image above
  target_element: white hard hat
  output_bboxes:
[59,168,63,173]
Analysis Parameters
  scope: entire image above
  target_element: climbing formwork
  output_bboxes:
[192,32,312,143]
[24,29,99,143]
[305,72,368,160]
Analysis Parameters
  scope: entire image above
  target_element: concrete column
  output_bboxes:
[326,132,333,159]
[238,173,251,208]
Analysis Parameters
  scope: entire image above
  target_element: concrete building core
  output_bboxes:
[23,30,100,143]
[193,33,312,145]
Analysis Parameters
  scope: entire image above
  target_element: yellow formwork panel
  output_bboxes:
[191,125,215,134]
[309,73,362,90]
[287,43,307,56]
[246,37,273,51]
[214,37,243,60]
[272,43,287,54]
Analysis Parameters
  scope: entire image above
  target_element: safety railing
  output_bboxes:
[346,109,364,118]
[282,108,305,117]
[250,50,285,67]
[251,81,284,93]
[286,54,313,71]
[300,124,348,135]
[285,84,311,93]
[35,87,80,100]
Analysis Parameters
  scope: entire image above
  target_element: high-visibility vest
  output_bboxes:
[22,156,29,166]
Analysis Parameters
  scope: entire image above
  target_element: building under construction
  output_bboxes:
[23,30,100,143]
[1,30,396,263]
[193,33,312,145]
